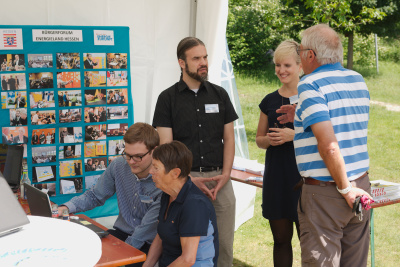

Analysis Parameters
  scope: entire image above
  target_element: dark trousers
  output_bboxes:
[107,228,150,267]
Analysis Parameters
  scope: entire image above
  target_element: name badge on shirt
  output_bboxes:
[139,194,154,204]
[205,104,219,113]
[289,95,299,104]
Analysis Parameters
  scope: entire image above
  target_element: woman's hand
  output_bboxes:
[267,127,295,146]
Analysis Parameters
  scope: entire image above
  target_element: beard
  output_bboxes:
[185,62,208,82]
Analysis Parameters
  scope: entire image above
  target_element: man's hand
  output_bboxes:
[191,176,215,199]
[342,187,373,209]
[210,174,230,201]
[276,104,296,124]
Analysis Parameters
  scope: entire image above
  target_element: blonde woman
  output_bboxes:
[256,40,302,267]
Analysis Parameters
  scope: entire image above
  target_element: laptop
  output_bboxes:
[24,183,109,238]
[0,175,30,237]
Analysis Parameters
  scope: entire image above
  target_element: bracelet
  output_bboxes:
[337,183,352,194]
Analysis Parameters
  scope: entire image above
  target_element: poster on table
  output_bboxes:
[0,25,133,218]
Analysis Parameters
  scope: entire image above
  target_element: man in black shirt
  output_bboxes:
[152,37,238,266]
[32,131,39,145]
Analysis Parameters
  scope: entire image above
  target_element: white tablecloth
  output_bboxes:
[0,215,102,267]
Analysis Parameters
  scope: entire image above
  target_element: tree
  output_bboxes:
[285,0,398,69]
[227,0,294,71]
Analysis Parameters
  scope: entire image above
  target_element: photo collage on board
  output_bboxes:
[1,48,129,197]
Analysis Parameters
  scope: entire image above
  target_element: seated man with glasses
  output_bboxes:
[58,123,162,265]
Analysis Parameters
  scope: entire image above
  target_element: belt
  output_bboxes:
[191,166,222,173]
[303,171,368,186]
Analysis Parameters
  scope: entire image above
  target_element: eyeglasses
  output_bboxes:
[121,150,150,162]
[296,46,316,56]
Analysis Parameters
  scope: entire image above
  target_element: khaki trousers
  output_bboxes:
[298,174,371,267]
[191,170,236,267]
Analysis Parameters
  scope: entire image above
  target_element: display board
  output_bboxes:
[0,25,133,218]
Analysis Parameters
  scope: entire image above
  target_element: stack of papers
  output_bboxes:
[370,180,400,204]
[232,157,265,176]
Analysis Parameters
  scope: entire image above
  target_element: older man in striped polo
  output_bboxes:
[278,24,373,267]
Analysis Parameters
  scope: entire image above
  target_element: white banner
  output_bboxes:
[32,29,83,42]
[0,28,23,50]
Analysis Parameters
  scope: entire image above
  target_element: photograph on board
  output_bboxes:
[108,155,122,165]
[84,71,106,87]
[30,110,56,125]
[84,106,107,123]
[59,127,82,144]
[32,165,56,183]
[32,146,56,164]
[59,108,82,123]
[85,175,100,190]
[85,157,107,172]
[85,124,107,141]
[1,91,27,109]
[106,71,128,87]
[58,90,82,107]
[84,140,106,158]
[56,53,80,69]
[10,108,28,126]
[60,177,83,195]
[28,54,53,68]
[1,73,27,90]
[30,91,55,108]
[106,53,127,69]
[84,89,106,105]
[59,144,82,159]
[108,139,125,156]
[107,123,128,137]
[0,54,25,71]
[60,159,83,177]
[29,72,53,89]
[2,126,28,144]
[83,53,106,69]
[33,183,56,197]
[57,72,81,88]
[107,106,128,120]
[31,128,55,145]
[107,88,128,105]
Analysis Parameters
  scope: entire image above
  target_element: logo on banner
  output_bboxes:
[0,29,23,50]
[4,34,17,47]
[94,30,114,46]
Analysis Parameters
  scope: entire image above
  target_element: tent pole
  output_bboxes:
[189,0,198,36]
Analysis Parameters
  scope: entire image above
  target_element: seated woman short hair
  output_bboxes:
[144,141,219,267]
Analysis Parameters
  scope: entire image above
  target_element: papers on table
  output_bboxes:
[233,157,264,176]
[370,180,400,204]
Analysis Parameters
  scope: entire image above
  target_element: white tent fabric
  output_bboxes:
[1,0,255,230]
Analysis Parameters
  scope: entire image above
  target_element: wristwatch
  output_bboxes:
[337,183,352,194]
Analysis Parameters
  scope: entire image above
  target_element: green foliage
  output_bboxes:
[343,33,376,68]
[378,37,400,62]
[286,0,387,34]
[227,0,296,71]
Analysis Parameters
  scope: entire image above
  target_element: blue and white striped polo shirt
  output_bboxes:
[294,63,370,181]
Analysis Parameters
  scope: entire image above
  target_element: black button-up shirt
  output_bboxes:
[153,79,238,168]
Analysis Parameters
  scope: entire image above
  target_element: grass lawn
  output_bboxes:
[233,61,400,267]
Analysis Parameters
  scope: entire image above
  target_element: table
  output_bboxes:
[0,215,102,267]
[370,199,400,267]
[78,214,147,267]
[18,198,146,266]
[231,169,263,188]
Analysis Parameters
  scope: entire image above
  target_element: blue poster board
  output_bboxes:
[0,25,133,218]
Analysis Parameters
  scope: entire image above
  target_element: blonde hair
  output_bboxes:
[273,40,301,65]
